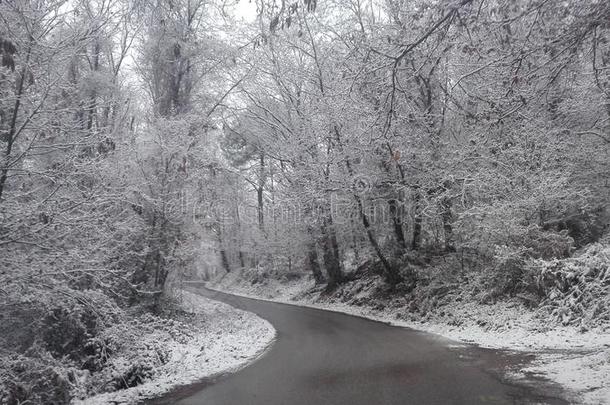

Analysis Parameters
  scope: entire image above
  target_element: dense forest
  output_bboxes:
[0,0,609,403]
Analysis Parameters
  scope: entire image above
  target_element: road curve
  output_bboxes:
[148,284,568,405]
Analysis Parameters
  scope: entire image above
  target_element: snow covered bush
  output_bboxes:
[524,243,610,327]
[70,305,199,398]
[0,353,72,405]
[0,287,119,404]
[483,245,529,299]
[0,282,202,403]
[472,227,574,300]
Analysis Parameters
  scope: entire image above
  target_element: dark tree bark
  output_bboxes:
[321,217,344,288]
[388,198,407,252]
[0,44,31,201]
[257,153,265,231]
[350,219,361,263]
[308,243,325,284]
[220,248,231,273]
[238,250,246,268]
[379,144,409,255]
[354,195,403,285]
[412,187,423,250]
[440,195,455,252]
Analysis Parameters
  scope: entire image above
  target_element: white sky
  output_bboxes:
[232,0,258,22]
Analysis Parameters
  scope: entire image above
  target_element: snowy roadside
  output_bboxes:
[207,276,610,405]
[73,290,275,405]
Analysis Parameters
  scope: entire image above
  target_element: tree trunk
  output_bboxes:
[388,198,407,253]
[86,41,100,131]
[257,153,265,230]
[220,248,231,273]
[440,195,455,252]
[238,250,245,268]
[0,45,31,201]
[331,123,402,285]
[308,242,325,284]
[354,195,403,285]
[257,186,264,230]
[322,217,344,288]
[350,219,361,263]
[412,187,423,250]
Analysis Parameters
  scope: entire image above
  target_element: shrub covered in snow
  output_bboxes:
[0,352,72,405]
[0,286,123,404]
[0,285,198,404]
[525,243,610,328]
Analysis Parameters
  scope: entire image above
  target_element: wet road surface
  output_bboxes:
[148,284,568,405]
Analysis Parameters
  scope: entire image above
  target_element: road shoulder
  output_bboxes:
[73,290,275,405]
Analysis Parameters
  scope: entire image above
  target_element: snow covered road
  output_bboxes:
[149,285,570,405]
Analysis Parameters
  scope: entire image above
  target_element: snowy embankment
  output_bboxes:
[74,290,275,405]
[209,270,610,405]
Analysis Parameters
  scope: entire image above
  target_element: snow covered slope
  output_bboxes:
[73,290,275,405]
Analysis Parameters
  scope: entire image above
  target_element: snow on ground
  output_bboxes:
[525,350,610,405]
[209,273,610,405]
[214,267,310,301]
[73,290,275,405]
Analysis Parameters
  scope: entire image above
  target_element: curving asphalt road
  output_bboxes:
[148,285,568,405]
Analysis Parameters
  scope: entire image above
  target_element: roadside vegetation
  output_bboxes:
[209,0,610,337]
[1,0,258,403]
